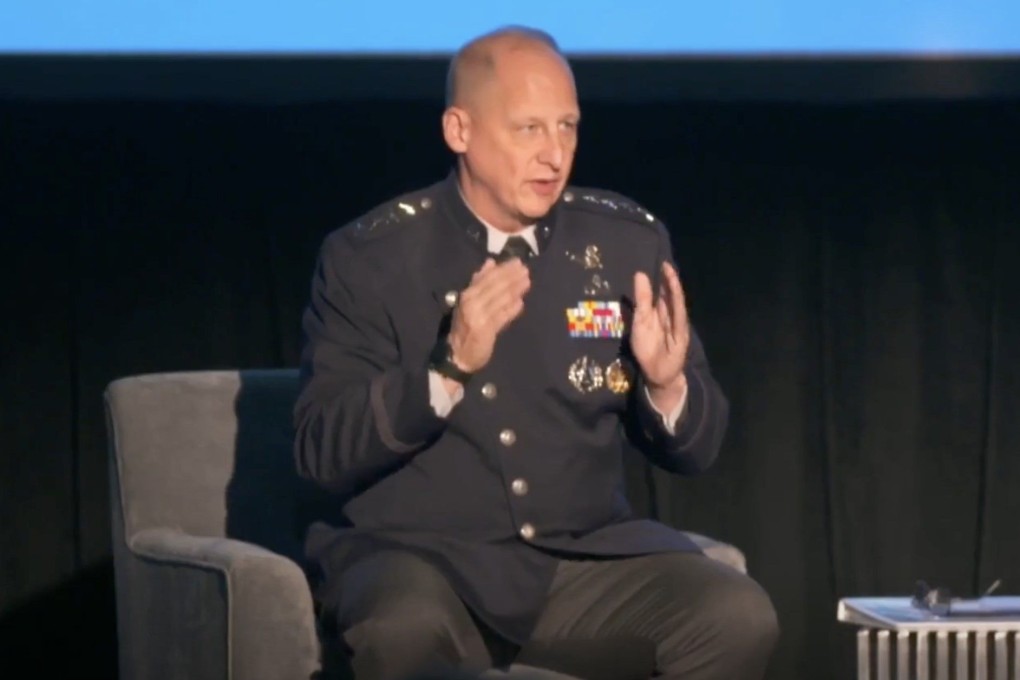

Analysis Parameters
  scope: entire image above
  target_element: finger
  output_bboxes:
[467,259,496,294]
[660,263,686,329]
[656,295,672,335]
[662,262,686,311]
[474,266,530,317]
[633,271,654,316]
[470,261,530,311]
[471,258,496,282]
[490,295,526,331]
[464,261,518,305]
[473,258,526,289]
[481,277,528,331]
[490,277,531,315]
[461,269,529,331]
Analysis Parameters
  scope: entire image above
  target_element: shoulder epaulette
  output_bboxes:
[345,188,437,243]
[560,187,660,228]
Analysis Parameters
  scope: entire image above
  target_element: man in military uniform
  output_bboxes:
[294,25,779,680]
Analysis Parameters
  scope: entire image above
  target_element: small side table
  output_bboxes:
[837,597,1020,680]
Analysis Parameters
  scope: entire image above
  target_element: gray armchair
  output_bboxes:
[105,369,747,680]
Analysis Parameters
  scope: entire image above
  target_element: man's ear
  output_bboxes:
[442,107,470,153]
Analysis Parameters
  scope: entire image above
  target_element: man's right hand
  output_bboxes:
[447,258,531,374]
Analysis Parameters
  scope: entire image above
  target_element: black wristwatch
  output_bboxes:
[428,335,473,384]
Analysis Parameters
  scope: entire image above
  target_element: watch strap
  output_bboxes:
[429,336,473,384]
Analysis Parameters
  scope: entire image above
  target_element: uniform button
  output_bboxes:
[481,383,497,399]
[499,429,516,446]
[444,290,458,308]
[519,523,536,541]
[511,478,529,496]
[420,197,433,210]
[563,191,575,203]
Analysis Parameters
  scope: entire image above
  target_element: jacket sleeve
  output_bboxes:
[622,222,730,475]
[626,328,730,475]
[292,232,446,495]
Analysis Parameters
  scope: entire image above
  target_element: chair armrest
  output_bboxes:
[683,531,748,575]
[128,527,321,680]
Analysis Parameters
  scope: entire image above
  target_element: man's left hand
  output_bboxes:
[630,261,690,414]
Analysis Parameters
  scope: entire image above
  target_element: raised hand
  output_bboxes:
[630,261,690,410]
[447,258,531,373]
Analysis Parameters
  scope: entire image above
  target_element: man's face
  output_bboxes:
[458,47,580,230]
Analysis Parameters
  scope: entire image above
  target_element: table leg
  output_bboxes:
[917,631,930,680]
[936,631,950,680]
[974,631,988,680]
[992,632,1007,680]
[876,631,890,680]
[1013,632,1019,680]
[896,631,911,679]
[858,629,871,680]
[956,632,971,679]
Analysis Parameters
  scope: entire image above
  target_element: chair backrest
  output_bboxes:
[105,368,335,565]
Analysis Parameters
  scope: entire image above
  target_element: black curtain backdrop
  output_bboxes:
[2,82,1019,680]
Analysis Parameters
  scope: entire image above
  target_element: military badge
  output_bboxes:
[566,244,603,270]
[568,356,604,393]
[605,358,632,394]
[584,273,611,296]
[566,300,625,338]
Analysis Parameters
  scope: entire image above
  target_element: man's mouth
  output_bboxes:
[529,179,559,195]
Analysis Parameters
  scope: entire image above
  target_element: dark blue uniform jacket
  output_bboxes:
[294,171,729,642]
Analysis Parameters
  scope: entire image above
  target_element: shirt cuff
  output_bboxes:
[429,369,464,418]
[644,382,689,436]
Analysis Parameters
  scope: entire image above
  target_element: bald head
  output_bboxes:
[445,26,569,109]
[441,26,579,233]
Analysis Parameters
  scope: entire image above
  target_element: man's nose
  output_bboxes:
[539,135,564,170]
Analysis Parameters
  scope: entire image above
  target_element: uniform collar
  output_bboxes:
[458,190,539,255]
[439,169,558,256]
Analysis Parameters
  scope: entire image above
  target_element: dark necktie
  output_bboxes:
[496,235,533,263]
